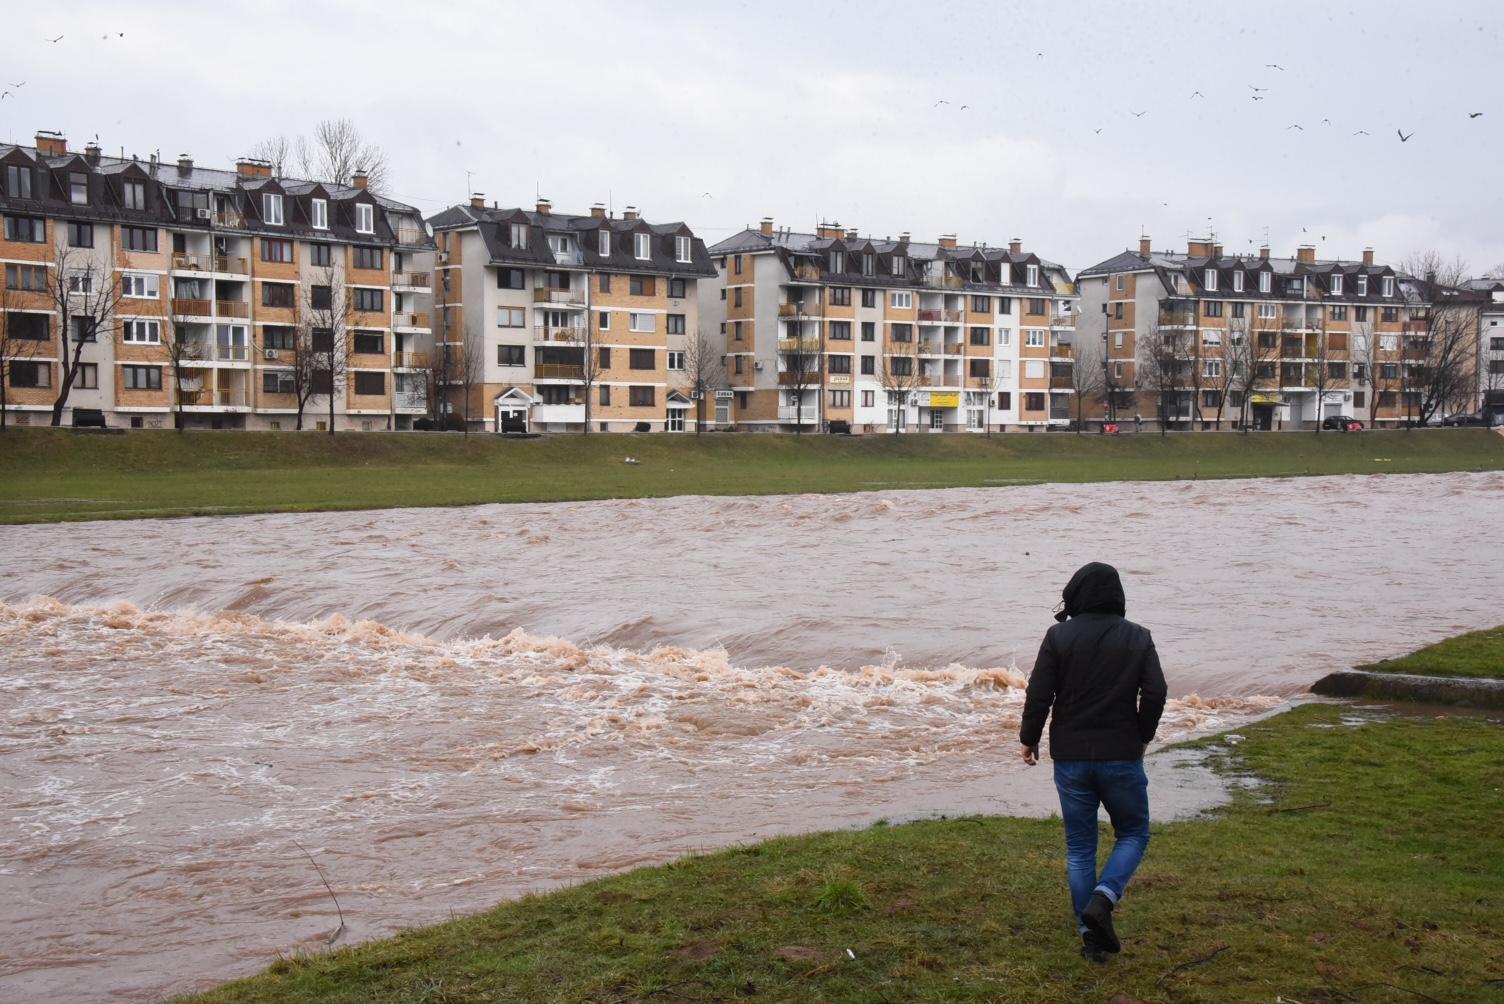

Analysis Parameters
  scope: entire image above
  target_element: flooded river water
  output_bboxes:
[2,472,1501,1001]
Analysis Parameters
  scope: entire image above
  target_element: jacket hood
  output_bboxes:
[1055,561,1126,622]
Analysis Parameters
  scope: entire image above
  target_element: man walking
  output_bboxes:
[1019,562,1167,962]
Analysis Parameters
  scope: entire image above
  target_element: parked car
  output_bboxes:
[1441,413,1485,427]
[1321,415,1363,432]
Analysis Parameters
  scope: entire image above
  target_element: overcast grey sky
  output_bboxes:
[4,0,1501,273]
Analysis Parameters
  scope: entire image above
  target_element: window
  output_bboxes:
[829,354,852,373]
[1203,300,1223,318]
[1382,276,1394,297]
[667,350,685,370]
[1329,304,1348,321]
[828,389,850,408]
[675,235,691,263]
[634,233,650,260]
[629,385,655,407]
[122,319,161,343]
[495,344,525,366]
[1355,306,1369,322]
[74,362,98,390]
[1233,271,1244,293]
[862,253,875,276]
[1231,301,1246,319]
[861,289,876,308]
[1380,362,1399,379]
[123,365,162,390]
[599,347,612,369]
[1203,268,1218,291]
[262,370,296,394]
[629,312,654,332]
[61,171,89,206]
[733,355,743,374]
[308,198,328,230]
[1259,271,1271,293]
[830,286,852,306]
[1381,306,1398,322]
[599,384,611,406]
[968,295,988,313]
[969,358,991,378]
[1202,390,1222,409]
[999,329,1011,347]
[1024,392,1045,411]
[1027,298,1045,316]
[548,235,570,256]
[262,282,295,308]
[598,230,611,257]
[998,296,1013,315]
[1353,390,1366,409]
[1204,359,1222,378]
[353,246,383,270]
[260,238,293,263]
[354,331,384,355]
[353,288,384,312]
[311,328,334,353]
[310,285,332,310]
[668,278,686,298]
[828,320,852,340]
[597,310,610,331]
[488,266,523,290]
[1114,331,1123,349]
[862,390,874,407]
[891,254,906,277]
[67,221,93,248]
[889,291,912,309]
[308,242,333,266]
[889,356,912,376]
[629,348,655,370]
[5,264,45,290]
[630,275,656,296]
[1358,275,1369,296]
[1258,302,1277,320]
[830,250,846,273]
[1025,329,1045,347]
[733,287,742,308]
[666,313,686,335]
[861,321,875,342]
[1026,264,1039,287]
[733,255,743,275]
[9,313,48,339]
[510,223,530,249]
[890,323,912,342]
[860,355,875,374]
[261,193,283,225]
[9,361,50,388]
[1327,362,1346,379]
[969,326,990,346]
[120,179,146,210]
[497,307,526,327]
[1331,274,1343,296]
[1202,330,1222,347]
[121,273,159,298]
[599,273,613,295]
[4,164,33,198]
[3,215,45,242]
[263,326,295,350]
[355,203,374,234]
[733,321,742,341]
[349,371,382,395]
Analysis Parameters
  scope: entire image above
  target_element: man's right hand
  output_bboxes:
[1020,744,1039,766]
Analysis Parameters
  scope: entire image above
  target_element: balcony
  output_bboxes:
[215,300,249,318]
[395,351,430,369]
[534,363,584,381]
[777,405,819,422]
[942,340,964,354]
[1158,307,1196,327]
[1049,375,1074,389]
[391,271,431,290]
[213,208,245,228]
[395,390,428,411]
[1051,343,1073,358]
[779,301,819,317]
[942,309,963,323]
[393,225,428,247]
[214,255,248,274]
[534,325,586,343]
[917,308,943,323]
[393,311,431,330]
[924,272,964,290]
[777,368,822,385]
[1403,320,1429,334]
[533,287,585,306]
[792,263,822,283]
[777,336,822,354]
[171,252,215,272]
[171,297,212,317]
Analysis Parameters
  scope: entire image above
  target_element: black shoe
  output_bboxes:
[1081,892,1121,953]
[1080,930,1109,964]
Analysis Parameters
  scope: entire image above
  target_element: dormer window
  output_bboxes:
[862,253,875,277]
[830,250,845,273]
[891,254,906,277]
[598,229,610,257]
[311,198,328,230]
[1204,267,1218,291]
[1382,275,1394,297]
[510,223,529,249]
[634,232,650,260]
[675,235,691,263]
[124,180,146,210]
[1358,274,1368,296]
[70,172,88,205]
[355,203,374,234]
[261,192,283,225]
[1026,264,1039,286]
[3,164,32,199]
[1259,271,1271,293]
[1331,274,1343,296]
[1232,270,1244,292]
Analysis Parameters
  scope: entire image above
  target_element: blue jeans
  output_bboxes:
[1053,759,1150,932]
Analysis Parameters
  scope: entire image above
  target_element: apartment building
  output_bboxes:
[424,197,717,432]
[1463,278,1504,422]
[1077,237,1437,430]
[0,130,434,431]
[700,220,1077,432]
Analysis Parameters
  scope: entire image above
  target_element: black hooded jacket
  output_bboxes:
[1019,562,1168,761]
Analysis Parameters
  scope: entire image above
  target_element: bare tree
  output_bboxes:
[457,328,483,436]
[247,135,293,176]
[249,119,390,192]
[780,306,822,434]
[1400,253,1478,425]
[419,340,459,429]
[879,333,922,433]
[45,246,127,427]
[0,277,42,431]
[681,331,724,435]
[1070,330,1105,433]
[1352,321,1383,426]
[1137,325,1186,436]
[1306,316,1339,434]
[301,266,350,434]
[163,315,206,433]
[982,358,1008,436]
[558,323,602,434]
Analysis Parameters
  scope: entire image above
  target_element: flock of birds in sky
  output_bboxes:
[1,33,125,103]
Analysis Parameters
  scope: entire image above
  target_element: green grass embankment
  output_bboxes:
[1359,624,1504,679]
[3,427,1502,524]
[180,703,1504,1003]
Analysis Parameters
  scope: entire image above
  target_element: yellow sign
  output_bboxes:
[929,392,960,409]
[1250,392,1281,405]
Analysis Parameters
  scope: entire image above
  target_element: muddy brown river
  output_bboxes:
[2,472,1501,1001]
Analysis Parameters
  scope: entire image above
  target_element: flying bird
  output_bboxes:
[1251,95,1265,101]
[1092,127,1103,134]
[0,92,9,101]
[1266,63,1285,70]
[45,34,63,42]
[1469,112,1484,118]
[701,192,713,198]
[8,81,24,88]
[1352,129,1370,136]
[1287,124,1304,130]
[1190,91,1203,99]
[933,99,949,107]
[1249,85,1268,91]
[1132,110,1147,117]
[1397,129,1413,142]
[1321,118,1331,125]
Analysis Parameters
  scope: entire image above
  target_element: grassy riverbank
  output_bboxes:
[4,427,1503,524]
[184,703,1503,1004]
[1359,624,1504,679]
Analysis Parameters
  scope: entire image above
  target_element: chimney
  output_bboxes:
[235,157,272,178]
[1187,238,1212,257]
[1362,247,1374,266]
[351,170,368,190]
[845,227,859,241]
[1297,245,1316,263]
[815,220,843,239]
[760,217,774,236]
[85,142,102,166]
[623,205,638,221]
[1259,244,1270,260]
[34,130,66,157]
[938,234,958,250]
[1211,243,1223,258]
[536,198,551,215]
[897,231,911,245]
[176,154,193,175]
[1139,236,1152,256]
[591,203,606,218]
[470,192,486,209]
[1009,237,1022,254]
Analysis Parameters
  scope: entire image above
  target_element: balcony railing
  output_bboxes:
[393,311,431,329]
[1158,308,1196,327]
[777,337,822,354]
[917,308,943,322]
[777,368,822,385]
[1051,343,1073,357]
[777,405,820,422]
[171,252,214,272]
[215,300,249,318]
[395,390,428,410]
[942,340,964,354]
[792,263,822,282]
[395,351,430,369]
[942,309,963,323]
[171,298,212,317]
[534,363,584,380]
[392,226,427,247]
[1049,376,1074,389]
[213,209,245,228]
[534,325,586,343]
[216,343,249,362]
[214,255,248,274]
[391,271,431,289]
[533,287,583,304]
[779,301,819,317]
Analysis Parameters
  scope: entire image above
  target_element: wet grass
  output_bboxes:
[180,703,1504,1003]
[1358,623,1504,679]
[3,426,1502,524]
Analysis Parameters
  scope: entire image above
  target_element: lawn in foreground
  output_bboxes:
[1358,624,1504,679]
[181,703,1504,1003]
[4,426,1503,524]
